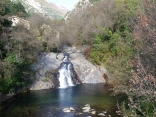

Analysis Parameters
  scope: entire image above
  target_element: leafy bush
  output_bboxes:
[90,25,134,78]
[0,53,31,93]
[89,0,101,4]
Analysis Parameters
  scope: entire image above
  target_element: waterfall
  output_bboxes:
[58,53,76,88]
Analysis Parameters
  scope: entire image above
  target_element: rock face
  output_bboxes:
[30,46,106,90]
[30,53,61,90]
[70,53,105,83]
[11,0,69,19]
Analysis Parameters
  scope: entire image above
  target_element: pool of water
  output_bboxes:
[0,83,121,117]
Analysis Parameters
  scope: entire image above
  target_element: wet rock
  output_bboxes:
[82,106,91,110]
[69,107,75,111]
[63,110,71,113]
[85,104,90,107]
[91,111,96,114]
[62,108,71,112]
[102,109,107,114]
[98,113,105,116]
[83,109,90,113]
[82,104,91,112]
[62,107,75,112]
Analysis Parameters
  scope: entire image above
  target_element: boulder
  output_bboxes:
[62,108,71,113]
[69,107,75,111]
[82,106,91,110]
[62,107,75,112]
[98,113,105,116]
[91,111,96,114]
[82,104,91,112]
[70,52,105,83]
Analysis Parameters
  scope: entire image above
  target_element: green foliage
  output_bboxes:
[93,35,104,51]
[4,53,17,63]
[0,77,13,92]
[0,53,31,93]
[117,0,156,116]
[90,50,103,65]
[10,2,28,17]
[120,94,156,117]
[89,0,101,4]
[91,26,134,63]
[89,0,136,80]
[42,41,48,51]
[0,0,61,94]
[0,0,28,17]
[1,19,12,27]
[101,27,113,41]
[124,0,139,17]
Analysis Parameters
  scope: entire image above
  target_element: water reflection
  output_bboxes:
[43,87,76,117]
[58,87,73,106]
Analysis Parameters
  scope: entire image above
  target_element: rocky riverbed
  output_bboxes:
[62,104,111,117]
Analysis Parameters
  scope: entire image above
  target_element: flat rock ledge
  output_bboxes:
[30,46,107,90]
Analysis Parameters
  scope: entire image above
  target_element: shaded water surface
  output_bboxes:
[0,84,122,117]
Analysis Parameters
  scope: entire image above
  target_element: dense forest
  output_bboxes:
[0,0,156,116]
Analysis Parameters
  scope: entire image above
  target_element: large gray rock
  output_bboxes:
[70,53,105,83]
[30,52,61,90]
[30,46,106,90]
[30,80,54,90]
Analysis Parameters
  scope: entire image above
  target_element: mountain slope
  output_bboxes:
[65,0,101,20]
[11,0,69,19]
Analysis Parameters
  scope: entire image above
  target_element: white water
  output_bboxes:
[58,55,75,88]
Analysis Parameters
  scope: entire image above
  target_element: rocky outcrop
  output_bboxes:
[30,46,106,90]
[30,52,61,90]
[70,53,105,83]
[8,16,30,30]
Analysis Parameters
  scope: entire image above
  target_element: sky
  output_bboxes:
[46,0,78,10]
